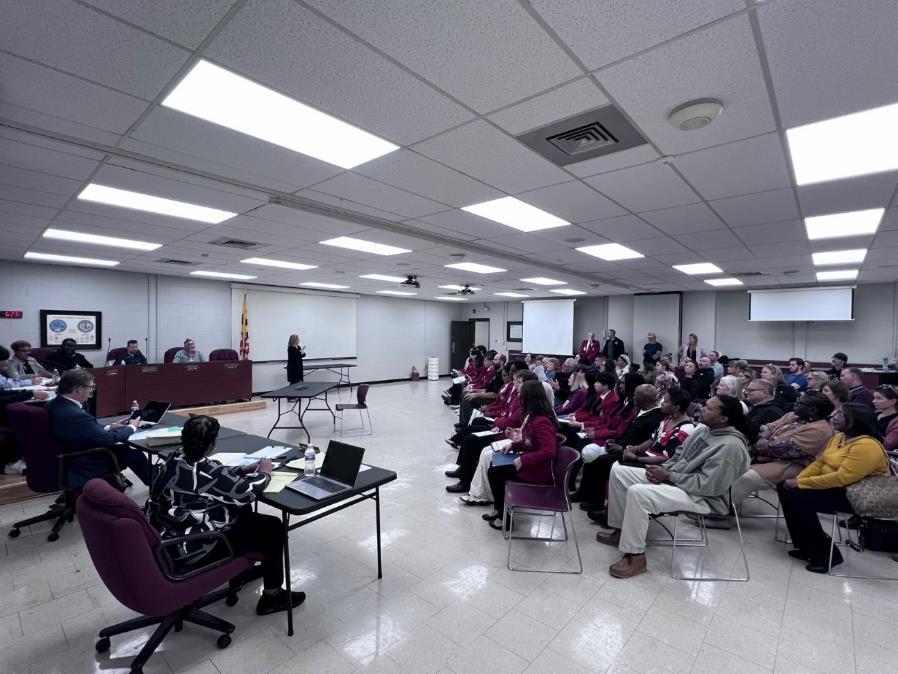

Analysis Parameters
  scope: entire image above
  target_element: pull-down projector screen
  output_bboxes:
[749,287,855,321]
[522,299,575,355]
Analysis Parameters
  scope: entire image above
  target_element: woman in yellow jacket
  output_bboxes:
[777,403,889,573]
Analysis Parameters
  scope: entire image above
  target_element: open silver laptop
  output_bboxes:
[136,401,171,428]
[286,441,365,500]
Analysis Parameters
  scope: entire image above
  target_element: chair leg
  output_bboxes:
[127,613,180,673]
[366,408,373,434]
[185,608,235,634]
[827,512,898,580]
[505,506,583,574]
[98,614,166,639]
[670,508,749,582]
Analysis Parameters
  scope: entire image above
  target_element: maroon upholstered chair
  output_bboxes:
[334,384,372,436]
[30,347,55,367]
[106,347,128,365]
[502,445,582,573]
[78,479,261,673]
[209,348,239,362]
[163,347,181,364]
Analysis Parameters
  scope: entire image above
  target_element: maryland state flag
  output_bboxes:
[239,293,250,360]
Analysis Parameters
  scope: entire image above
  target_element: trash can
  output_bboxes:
[427,357,440,381]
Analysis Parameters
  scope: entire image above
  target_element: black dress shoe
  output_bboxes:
[587,510,608,526]
[806,550,844,574]
[579,503,602,512]
[787,549,811,561]
[445,481,470,493]
[444,469,462,478]
[444,438,460,449]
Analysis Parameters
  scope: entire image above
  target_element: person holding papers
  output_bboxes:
[149,415,306,616]
[483,379,559,530]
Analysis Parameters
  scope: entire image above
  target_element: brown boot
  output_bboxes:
[609,553,647,578]
[595,529,621,547]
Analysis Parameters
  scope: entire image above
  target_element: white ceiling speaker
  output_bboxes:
[668,99,723,131]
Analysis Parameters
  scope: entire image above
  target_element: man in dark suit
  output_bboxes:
[46,369,152,488]
[601,329,626,362]
[45,338,94,371]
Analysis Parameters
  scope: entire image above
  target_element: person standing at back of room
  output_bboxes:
[287,334,306,384]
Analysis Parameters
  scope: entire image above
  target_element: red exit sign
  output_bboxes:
[0,311,23,318]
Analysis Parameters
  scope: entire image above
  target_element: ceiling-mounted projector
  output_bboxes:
[457,284,476,296]
[399,275,421,289]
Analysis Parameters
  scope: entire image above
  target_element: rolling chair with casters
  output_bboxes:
[334,383,372,436]
[209,348,239,362]
[163,347,181,364]
[78,479,262,673]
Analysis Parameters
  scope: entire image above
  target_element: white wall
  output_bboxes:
[0,261,462,390]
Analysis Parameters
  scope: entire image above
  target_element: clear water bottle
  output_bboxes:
[304,446,316,477]
[883,356,890,371]
[131,400,140,417]
[52,369,60,385]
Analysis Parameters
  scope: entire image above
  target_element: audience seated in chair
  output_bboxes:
[744,379,788,446]
[4,340,52,379]
[840,367,875,410]
[173,338,206,363]
[873,385,898,452]
[44,337,94,371]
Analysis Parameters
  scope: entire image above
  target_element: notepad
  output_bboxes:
[490,439,513,453]
[284,453,325,471]
[264,472,297,493]
[472,430,500,438]
[130,427,182,446]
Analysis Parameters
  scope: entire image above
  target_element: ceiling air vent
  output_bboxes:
[517,104,647,166]
[208,237,262,250]
[734,272,765,277]
[156,258,196,265]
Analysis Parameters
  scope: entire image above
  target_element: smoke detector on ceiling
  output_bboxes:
[668,100,723,131]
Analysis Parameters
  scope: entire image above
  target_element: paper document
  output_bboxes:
[264,472,297,493]
[452,376,467,384]
[213,452,248,466]
[284,453,325,471]
[246,446,290,460]
[490,439,513,453]
[472,430,500,438]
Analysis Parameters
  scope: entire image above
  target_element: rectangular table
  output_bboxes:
[302,362,357,392]
[103,411,247,458]
[260,381,339,442]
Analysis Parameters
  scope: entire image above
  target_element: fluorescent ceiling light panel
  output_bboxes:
[24,251,119,267]
[240,257,317,271]
[786,102,898,185]
[804,208,884,240]
[494,292,529,298]
[42,227,161,251]
[435,296,467,301]
[78,184,235,224]
[576,243,644,261]
[190,270,256,280]
[704,278,743,287]
[162,60,399,169]
[360,274,406,282]
[461,196,570,232]
[812,249,867,266]
[816,269,858,281]
[445,262,506,274]
[438,284,481,291]
[520,277,566,286]
[673,262,723,275]
[300,282,350,289]
[320,236,410,256]
[550,288,586,295]
[377,290,417,296]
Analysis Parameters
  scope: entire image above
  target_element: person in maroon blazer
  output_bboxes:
[577,332,600,363]
[484,379,560,529]
[566,371,621,441]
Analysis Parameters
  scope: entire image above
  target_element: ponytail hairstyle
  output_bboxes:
[716,394,750,438]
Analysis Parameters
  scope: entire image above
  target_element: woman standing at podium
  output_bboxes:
[287,334,306,384]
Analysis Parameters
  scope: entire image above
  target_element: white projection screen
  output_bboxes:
[522,299,575,355]
[230,287,358,360]
[749,287,855,321]
[632,293,682,361]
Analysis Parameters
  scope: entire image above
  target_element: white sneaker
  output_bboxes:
[3,459,26,475]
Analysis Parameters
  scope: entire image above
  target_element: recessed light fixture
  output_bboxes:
[162,60,399,169]
[78,184,235,224]
[377,290,417,296]
[445,262,506,274]
[435,296,467,301]
[786,102,898,185]
[300,282,350,289]
[190,270,256,280]
[360,274,407,282]
[812,249,867,266]
[438,284,481,291]
[550,288,586,296]
[320,236,410,256]
[24,251,119,267]
[804,208,884,240]
[42,227,161,251]
[461,196,570,232]
[576,243,644,261]
[241,257,317,271]
[520,277,566,286]
[494,292,529,298]
[673,262,723,275]
[816,269,859,281]
[704,278,743,287]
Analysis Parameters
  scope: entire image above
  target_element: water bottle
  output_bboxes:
[131,400,140,417]
[304,446,316,477]
[52,369,60,385]
[883,356,890,371]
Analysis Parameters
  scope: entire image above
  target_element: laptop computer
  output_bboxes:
[286,440,365,500]
[136,401,172,428]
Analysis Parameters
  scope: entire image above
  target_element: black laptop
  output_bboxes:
[286,440,365,500]
[136,401,172,427]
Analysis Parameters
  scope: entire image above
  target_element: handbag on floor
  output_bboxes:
[859,519,898,552]
[845,446,898,519]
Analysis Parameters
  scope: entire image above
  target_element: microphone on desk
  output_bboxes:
[145,337,149,363]
[107,337,112,366]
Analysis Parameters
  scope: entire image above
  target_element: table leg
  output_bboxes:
[282,511,294,636]
[267,397,282,438]
[375,486,382,579]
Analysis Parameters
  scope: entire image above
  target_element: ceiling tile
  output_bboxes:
[0,184,69,209]
[733,220,808,245]
[416,210,515,240]
[797,171,898,217]
[709,188,799,227]
[0,136,101,182]
[305,0,581,113]
[532,0,742,70]
[760,0,898,127]
[580,214,661,242]
[595,15,775,155]
[488,79,609,135]
[310,173,448,219]
[205,0,474,145]
[354,150,502,208]
[624,236,689,256]
[584,162,698,212]
[516,180,627,223]
[0,165,84,198]
[640,202,725,236]
[677,229,743,251]
[565,144,659,178]
[295,189,407,222]
[413,120,570,193]
[251,203,375,237]
[674,133,792,200]
[0,0,189,99]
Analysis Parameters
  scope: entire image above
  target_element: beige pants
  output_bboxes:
[468,447,494,501]
[730,468,771,507]
[607,464,710,555]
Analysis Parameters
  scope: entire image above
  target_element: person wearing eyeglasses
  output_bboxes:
[173,338,206,364]
[46,369,152,488]
[744,379,788,446]
[4,340,52,380]
[873,385,898,453]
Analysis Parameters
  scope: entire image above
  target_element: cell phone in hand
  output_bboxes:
[129,409,141,420]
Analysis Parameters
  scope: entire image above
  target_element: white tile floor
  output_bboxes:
[2,379,897,673]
